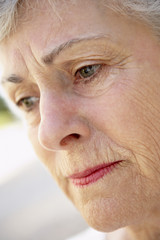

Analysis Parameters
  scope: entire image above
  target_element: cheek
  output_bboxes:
[27,126,56,170]
[105,95,145,146]
[27,125,70,192]
[84,79,160,178]
[85,87,145,148]
[28,126,43,158]
[87,78,160,151]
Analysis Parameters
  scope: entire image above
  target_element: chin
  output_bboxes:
[76,197,144,233]
[83,212,124,233]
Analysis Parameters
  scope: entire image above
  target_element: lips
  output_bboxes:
[69,160,122,186]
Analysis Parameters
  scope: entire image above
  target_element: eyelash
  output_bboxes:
[74,64,102,84]
[16,96,39,112]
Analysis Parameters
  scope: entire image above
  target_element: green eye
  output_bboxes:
[23,98,34,107]
[77,64,101,79]
[17,96,39,112]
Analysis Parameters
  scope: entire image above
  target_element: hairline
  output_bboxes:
[0,0,159,41]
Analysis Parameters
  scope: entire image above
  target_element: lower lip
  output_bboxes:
[70,161,122,187]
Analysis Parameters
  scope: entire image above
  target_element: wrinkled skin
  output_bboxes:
[1,1,160,239]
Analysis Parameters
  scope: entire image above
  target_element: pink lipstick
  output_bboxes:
[69,160,122,186]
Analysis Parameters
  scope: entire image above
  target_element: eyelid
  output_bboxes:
[71,60,104,76]
[75,64,102,78]
[16,96,39,112]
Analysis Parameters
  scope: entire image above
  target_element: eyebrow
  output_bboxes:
[42,34,108,64]
[1,34,108,85]
[1,74,24,85]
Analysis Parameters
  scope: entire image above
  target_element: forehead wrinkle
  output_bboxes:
[0,45,29,85]
[21,44,47,82]
[1,44,43,85]
[42,34,111,65]
[0,34,117,86]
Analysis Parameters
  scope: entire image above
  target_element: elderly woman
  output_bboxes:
[0,0,160,239]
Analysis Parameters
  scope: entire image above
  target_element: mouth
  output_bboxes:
[68,160,123,186]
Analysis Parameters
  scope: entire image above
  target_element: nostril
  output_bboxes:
[60,133,81,146]
[72,133,80,139]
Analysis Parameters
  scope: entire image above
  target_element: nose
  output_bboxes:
[38,93,90,151]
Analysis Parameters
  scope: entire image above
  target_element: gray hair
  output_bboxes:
[1,0,160,41]
[0,0,19,42]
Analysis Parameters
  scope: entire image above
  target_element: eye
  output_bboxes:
[75,64,101,81]
[72,63,110,97]
[17,96,39,112]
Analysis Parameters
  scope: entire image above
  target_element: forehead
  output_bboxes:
[0,0,154,84]
[15,0,108,47]
[0,1,120,74]
[0,1,108,58]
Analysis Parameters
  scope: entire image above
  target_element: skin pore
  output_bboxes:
[1,0,160,239]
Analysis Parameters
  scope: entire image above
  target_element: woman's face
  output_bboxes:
[1,0,160,231]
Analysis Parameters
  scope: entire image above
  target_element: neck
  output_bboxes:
[125,224,160,240]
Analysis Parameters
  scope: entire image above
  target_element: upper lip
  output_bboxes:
[68,160,122,179]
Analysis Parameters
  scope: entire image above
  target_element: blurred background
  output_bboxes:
[0,94,88,240]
